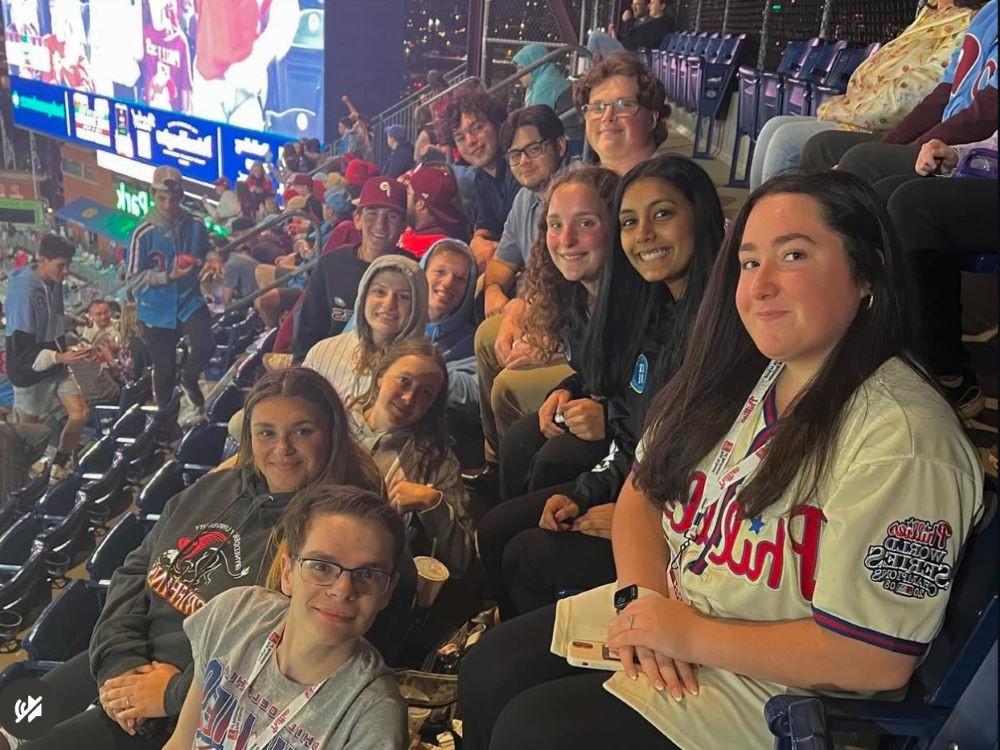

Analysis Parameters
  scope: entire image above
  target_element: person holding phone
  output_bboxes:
[126,166,213,415]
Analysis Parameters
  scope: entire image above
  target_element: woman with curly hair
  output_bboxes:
[304,255,428,404]
[477,165,620,494]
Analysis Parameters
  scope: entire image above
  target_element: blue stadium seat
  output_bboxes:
[766,490,999,749]
[206,382,246,424]
[77,435,118,477]
[7,468,53,515]
[92,370,152,437]
[205,310,261,382]
[21,579,106,666]
[691,33,748,159]
[809,42,879,115]
[87,513,155,582]
[137,460,186,516]
[34,497,94,566]
[175,420,229,475]
[0,516,42,569]
[781,40,848,117]
[0,550,52,630]
[34,475,86,520]
[667,33,699,104]
[677,33,716,112]
[233,327,278,389]
[756,38,821,132]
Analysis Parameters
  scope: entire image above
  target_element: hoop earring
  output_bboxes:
[866,294,875,310]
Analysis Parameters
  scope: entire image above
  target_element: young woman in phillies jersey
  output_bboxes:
[458,171,983,750]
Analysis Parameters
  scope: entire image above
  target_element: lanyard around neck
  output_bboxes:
[668,360,784,599]
[226,622,328,750]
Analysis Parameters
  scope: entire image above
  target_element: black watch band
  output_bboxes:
[614,583,638,613]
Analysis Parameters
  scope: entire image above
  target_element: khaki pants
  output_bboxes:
[475,314,574,463]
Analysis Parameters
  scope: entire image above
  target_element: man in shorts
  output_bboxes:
[4,235,91,480]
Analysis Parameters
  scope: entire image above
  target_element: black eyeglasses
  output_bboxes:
[506,138,551,165]
[293,555,393,595]
[581,99,642,120]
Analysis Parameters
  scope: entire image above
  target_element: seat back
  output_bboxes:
[138,460,186,516]
[911,492,999,707]
[206,383,246,424]
[0,516,42,567]
[8,469,53,514]
[87,513,152,582]
[35,498,93,562]
[0,549,51,625]
[34,475,86,518]
[109,403,146,440]
[22,579,106,662]
[77,435,117,477]
[175,421,229,470]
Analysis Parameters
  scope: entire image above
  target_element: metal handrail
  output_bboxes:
[376,61,468,120]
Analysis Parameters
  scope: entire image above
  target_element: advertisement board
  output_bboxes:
[3,0,326,183]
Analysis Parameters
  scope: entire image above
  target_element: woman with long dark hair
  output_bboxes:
[481,155,725,619]
[459,171,983,749]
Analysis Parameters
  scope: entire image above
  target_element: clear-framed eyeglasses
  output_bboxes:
[581,98,642,120]
[292,556,393,595]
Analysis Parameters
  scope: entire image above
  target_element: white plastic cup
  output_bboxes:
[413,556,449,609]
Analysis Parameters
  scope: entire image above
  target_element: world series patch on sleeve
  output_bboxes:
[864,517,954,599]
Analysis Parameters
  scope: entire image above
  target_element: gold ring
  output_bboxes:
[625,614,634,629]
[126,695,132,710]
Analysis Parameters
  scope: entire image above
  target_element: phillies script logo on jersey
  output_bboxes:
[667,472,826,600]
[863,517,954,599]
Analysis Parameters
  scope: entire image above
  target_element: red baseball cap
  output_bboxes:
[290,172,313,187]
[355,177,406,214]
[406,163,463,226]
[344,160,381,189]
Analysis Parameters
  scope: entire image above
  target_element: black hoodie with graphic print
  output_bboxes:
[89,466,415,716]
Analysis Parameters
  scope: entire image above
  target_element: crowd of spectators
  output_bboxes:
[1,7,996,745]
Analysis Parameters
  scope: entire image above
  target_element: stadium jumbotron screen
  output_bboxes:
[2,0,325,183]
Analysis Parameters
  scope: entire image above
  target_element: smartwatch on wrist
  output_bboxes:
[614,583,638,613]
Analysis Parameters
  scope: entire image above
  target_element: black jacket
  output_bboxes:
[382,142,415,180]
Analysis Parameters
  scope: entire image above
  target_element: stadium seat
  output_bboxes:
[691,33,748,159]
[34,475,86,519]
[34,498,94,567]
[138,460,186,516]
[766,490,999,748]
[175,420,229,475]
[93,370,152,437]
[678,33,717,112]
[810,42,879,115]
[7,469,53,515]
[87,513,155,582]
[0,549,52,630]
[21,579,106,666]
[206,382,246,424]
[756,38,821,133]
[116,427,163,485]
[108,403,146,441]
[0,516,42,569]
[781,40,848,117]
[77,435,118,477]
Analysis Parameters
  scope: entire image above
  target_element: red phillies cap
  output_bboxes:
[290,172,313,187]
[406,163,463,226]
[355,177,406,214]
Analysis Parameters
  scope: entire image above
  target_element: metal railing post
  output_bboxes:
[481,0,493,85]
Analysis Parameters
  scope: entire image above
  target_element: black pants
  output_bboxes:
[477,482,616,618]
[886,176,999,376]
[499,411,611,501]
[22,652,171,750]
[458,604,678,750]
[141,306,214,409]
[837,142,921,186]
[799,130,878,170]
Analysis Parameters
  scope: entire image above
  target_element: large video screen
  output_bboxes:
[3,0,325,182]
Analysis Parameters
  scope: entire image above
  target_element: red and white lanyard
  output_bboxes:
[226,623,327,750]
[668,360,783,601]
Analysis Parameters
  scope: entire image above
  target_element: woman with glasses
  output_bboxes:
[165,485,408,750]
[573,52,671,176]
[5,369,413,750]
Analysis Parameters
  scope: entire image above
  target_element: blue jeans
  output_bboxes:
[750,116,840,188]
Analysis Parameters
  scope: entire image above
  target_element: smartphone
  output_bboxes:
[566,639,623,671]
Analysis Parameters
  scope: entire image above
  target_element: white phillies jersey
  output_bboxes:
[609,357,983,749]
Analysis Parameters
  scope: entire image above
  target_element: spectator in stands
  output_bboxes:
[474,166,619,485]
[750,0,980,188]
[127,166,213,415]
[235,180,256,220]
[445,89,519,269]
[513,43,572,111]
[421,239,480,415]
[617,0,650,41]
[246,160,276,208]
[304,255,428,403]
[479,156,725,619]
[350,340,475,577]
[302,137,323,171]
[284,173,324,221]
[294,178,414,361]
[344,159,382,199]
[590,0,672,55]
[574,52,669,175]
[459,170,984,750]
[383,124,415,179]
[69,300,122,408]
[77,299,131,388]
[321,185,361,252]
[335,116,354,155]
[881,130,998,418]
[202,177,242,229]
[800,0,997,173]
[3,235,90,481]
[165,485,408,750]
[12,368,415,750]
[399,162,470,258]
[483,105,568,319]
[254,205,315,328]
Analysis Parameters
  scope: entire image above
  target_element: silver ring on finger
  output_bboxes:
[625,614,634,629]
[125,695,132,710]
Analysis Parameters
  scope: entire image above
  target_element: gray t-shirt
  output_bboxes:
[494,185,542,269]
[224,252,261,299]
[183,586,407,750]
